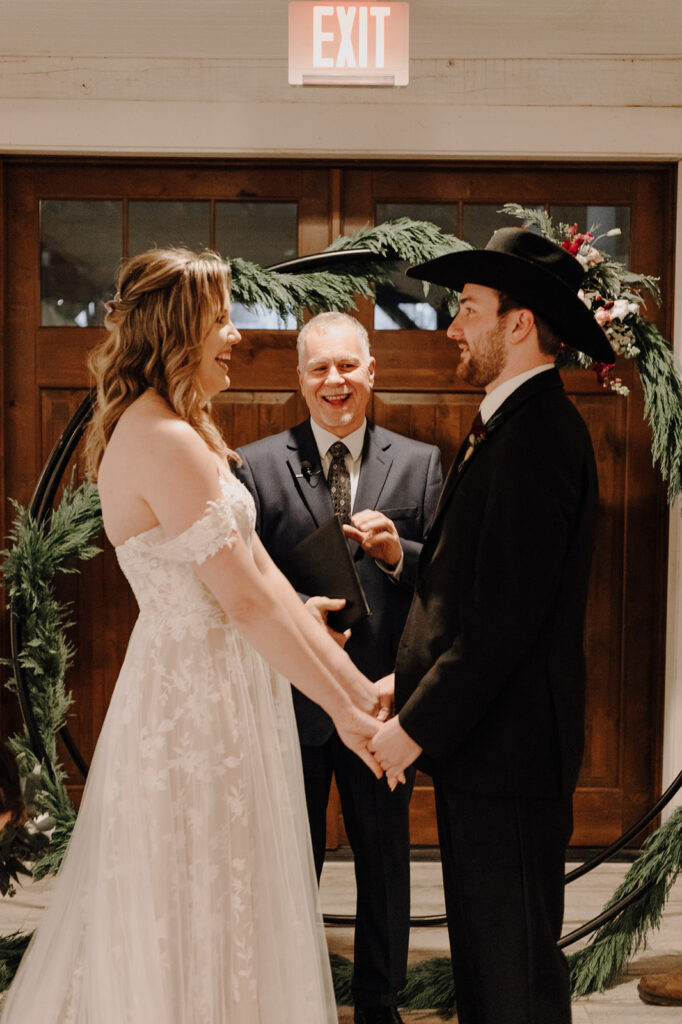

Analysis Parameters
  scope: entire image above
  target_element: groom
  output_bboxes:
[370,228,614,1024]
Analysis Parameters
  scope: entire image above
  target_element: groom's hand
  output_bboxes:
[369,716,422,787]
[374,673,395,722]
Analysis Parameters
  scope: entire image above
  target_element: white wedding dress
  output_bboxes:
[2,471,337,1023]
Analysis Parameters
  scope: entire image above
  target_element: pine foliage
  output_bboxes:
[0,933,31,992]
[398,955,455,1013]
[568,807,682,996]
[230,218,467,321]
[330,952,456,1016]
[1,481,102,880]
[2,480,102,764]
[637,321,682,502]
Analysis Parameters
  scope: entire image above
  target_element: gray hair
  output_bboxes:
[297,312,371,367]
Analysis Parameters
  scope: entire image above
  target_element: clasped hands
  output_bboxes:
[304,597,421,788]
[369,674,422,790]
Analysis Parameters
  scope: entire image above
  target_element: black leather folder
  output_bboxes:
[279,515,371,632]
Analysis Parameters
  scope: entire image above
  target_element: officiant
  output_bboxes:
[236,311,442,1024]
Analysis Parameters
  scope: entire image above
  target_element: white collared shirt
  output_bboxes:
[479,364,554,425]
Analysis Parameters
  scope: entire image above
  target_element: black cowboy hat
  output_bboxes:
[407,227,614,363]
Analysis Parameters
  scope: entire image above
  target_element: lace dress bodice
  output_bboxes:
[115,472,255,637]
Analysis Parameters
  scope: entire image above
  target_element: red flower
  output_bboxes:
[594,361,616,386]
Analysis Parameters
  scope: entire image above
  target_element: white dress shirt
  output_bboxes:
[479,364,554,425]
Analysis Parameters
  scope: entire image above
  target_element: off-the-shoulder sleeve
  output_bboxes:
[156,497,241,565]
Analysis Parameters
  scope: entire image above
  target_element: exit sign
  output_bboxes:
[288,3,409,86]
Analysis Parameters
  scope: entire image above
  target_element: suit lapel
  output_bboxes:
[354,423,392,514]
[285,421,333,528]
[431,368,565,530]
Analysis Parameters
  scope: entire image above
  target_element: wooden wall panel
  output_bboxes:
[213,390,308,449]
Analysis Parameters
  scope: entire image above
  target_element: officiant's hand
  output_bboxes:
[304,595,351,648]
[369,717,422,788]
[343,509,402,568]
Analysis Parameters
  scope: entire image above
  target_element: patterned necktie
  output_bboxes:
[327,441,352,523]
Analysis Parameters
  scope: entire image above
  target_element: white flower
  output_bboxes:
[576,247,603,270]
[611,299,630,321]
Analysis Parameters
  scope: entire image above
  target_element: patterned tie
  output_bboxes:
[327,441,352,523]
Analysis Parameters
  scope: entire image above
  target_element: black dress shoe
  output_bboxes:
[354,1007,404,1024]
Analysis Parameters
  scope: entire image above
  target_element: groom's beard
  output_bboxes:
[456,321,508,389]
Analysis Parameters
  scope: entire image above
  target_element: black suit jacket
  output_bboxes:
[237,419,442,745]
[396,369,598,799]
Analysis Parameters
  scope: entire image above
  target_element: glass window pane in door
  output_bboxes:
[129,201,209,255]
[549,205,631,266]
[216,202,298,329]
[374,203,459,331]
[462,204,544,249]
[41,200,122,326]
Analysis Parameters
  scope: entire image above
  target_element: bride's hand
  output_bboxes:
[345,676,380,719]
[333,705,384,778]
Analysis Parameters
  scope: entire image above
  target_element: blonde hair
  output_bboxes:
[84,248,238,479]
[297,311,371,367]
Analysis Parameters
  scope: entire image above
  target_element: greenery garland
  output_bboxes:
[1,215,681,1000]
[1,481,101,886]
[500,203,682,502]
[229,216,467,320]
[568,806,682,996]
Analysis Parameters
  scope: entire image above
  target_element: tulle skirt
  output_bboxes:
[1,617,337,1023]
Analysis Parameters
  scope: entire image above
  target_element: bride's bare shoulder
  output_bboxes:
[111,392,204,454]
[100,392,214,488]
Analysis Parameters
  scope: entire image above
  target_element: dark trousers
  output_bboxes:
[301,734,414,1008]
[433,780,573,1024]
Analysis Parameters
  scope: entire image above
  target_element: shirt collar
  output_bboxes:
[309,418,367,462]
[479,364,554,424]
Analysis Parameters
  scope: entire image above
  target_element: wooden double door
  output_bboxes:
[0,158,675,847]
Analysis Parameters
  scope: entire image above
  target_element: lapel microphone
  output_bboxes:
[297,460,322,485]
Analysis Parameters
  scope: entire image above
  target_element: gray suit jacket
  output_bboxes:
[237,419,442,745]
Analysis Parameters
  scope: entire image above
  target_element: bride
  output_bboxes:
[1,248,388,1023]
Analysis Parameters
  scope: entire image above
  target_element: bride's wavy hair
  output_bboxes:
[84,247,238,479]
